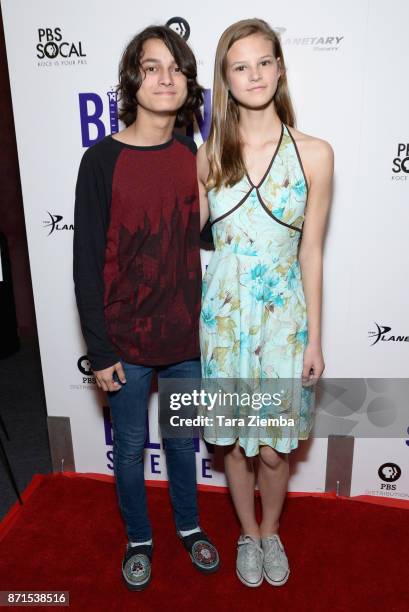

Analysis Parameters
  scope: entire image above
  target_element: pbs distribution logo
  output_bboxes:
[36,27,87,67]
[392,143,409,181]
[166,17,190,40]
[69,355,96,390]
[364,462,407,499]
[378,462,401,492]
[77,355,96,384]
[368,323,409,346]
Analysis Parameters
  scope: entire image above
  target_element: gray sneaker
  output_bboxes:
[261,534,290,586]
[236,535,264,587]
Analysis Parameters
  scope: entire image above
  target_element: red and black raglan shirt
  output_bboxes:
[73,133,202,371]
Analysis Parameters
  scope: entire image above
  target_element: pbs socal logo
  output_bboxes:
[36,27,86,66]
[378,462,401,491]
[77,355,96,384]
[392,143,409,180]
[166,17,190,40]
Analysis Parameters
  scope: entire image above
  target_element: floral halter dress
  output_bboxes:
[200,123,315,456]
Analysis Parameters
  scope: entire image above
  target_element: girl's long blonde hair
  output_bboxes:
[206,18,296,191]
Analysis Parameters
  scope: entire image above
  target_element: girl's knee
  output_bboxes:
[259,445,287,468]
[225,440,246,461]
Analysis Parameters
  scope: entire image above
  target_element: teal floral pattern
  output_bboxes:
[200,124,315,456]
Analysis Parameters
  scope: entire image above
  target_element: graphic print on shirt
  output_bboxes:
[104,191,201,362]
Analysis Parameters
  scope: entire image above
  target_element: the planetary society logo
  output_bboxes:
[36,27,87,67]
[368,323,409,346]
[392,143,409,181]
[42,212,74,236]
[279,27,344,52]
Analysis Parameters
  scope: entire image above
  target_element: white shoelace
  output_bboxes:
[263,535,286,565]
[238,535,263,569]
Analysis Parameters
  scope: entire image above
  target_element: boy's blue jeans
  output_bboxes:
[107,358,200,543]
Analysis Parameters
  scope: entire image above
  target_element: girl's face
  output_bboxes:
[225,33,282,109]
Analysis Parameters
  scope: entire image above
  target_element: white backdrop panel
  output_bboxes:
[2,0,407,496]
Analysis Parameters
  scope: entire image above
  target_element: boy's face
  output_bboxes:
[136,38,188,117]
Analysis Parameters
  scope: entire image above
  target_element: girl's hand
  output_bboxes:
[302,343,325,386]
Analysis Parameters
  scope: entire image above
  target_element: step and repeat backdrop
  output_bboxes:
[2,0,408,498]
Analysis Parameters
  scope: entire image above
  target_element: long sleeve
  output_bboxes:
[73,145,120,371]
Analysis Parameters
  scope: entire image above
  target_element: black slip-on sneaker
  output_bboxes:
[178,530,220,574]
[122,543,153,591]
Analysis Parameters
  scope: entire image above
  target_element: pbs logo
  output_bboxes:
[77,355,92,376]
[42,41,59,59]
[378,462,401,491]
[166,17,190,41]
[378,463,401,482]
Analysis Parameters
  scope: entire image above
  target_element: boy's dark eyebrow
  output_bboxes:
[140,57,178,64]
[140,58,161,63]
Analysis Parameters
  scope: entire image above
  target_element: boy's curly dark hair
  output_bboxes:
[117,25,204,127]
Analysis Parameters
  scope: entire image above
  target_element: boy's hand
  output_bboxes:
[94,362,126,392]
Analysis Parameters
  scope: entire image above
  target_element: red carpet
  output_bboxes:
[1,474,409,611]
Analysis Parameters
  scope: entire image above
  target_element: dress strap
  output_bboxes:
[245,122,285,190]
[210,189,252,227]
[285,125,310,199]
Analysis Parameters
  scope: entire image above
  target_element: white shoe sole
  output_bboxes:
[236,568,263,588]
[263,567,290,586]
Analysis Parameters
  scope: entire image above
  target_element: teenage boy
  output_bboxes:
[73,25,220,591]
